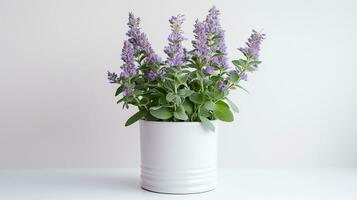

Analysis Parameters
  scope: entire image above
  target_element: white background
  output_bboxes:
[0,0,356,168]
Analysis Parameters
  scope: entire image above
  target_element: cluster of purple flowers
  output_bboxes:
[123,87,131,96]
[126,13,161,65]
[107,71,119,84]
[239,30,266,60]
[145,69,165,81]
[192,6,229,75]
[203,65,214,75]
[164,15,186,67]
[119,41,137,78]
[204,6,228,68]
[192,20,210,64]
[217,81,226,91]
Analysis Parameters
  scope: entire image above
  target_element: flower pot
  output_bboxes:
[139,120,217,194]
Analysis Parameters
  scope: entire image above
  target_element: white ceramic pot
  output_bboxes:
[139,120,217,194]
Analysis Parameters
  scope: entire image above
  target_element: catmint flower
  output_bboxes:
[241,72,248,81]
[227,69,240,76]
[217,81,227,91]
[164,15,186,67]
[239,30,266,60]
[157,69,165,79]
[145,69,166,81]
[126,13,161,64]
[107,71,119,84]
[192,20,210,63]
[203,66,214,75]
[204,6,229,68]
[119,40,137,78]
[145,70,157,81]
[123,87,131,96]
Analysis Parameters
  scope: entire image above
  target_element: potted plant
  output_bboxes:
[107,6,265,194]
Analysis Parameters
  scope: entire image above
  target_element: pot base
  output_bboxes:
[141,186,216,195]
[140,166,217,194]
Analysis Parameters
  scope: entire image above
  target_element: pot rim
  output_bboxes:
[139,119,217,124]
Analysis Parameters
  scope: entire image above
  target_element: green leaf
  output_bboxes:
[199,109,211,117]
[163,80,174,91]
[140,97,149,105]
[178,89,194,97]
[117,97,124,104]
[245,65,256,72]
[189,92,204,104]
[166,93,176,102]
[125,110,147,126]
[213,101,234,122]
[230,73,239,82]
[249,60,262,65]
[203,101,216,111]
[149,107,173,120]
[210,76,220,82]
[174,106,188,120]
[115,85,123,96]
[182,100,193,115]
[226,98,239,113]
[174,95,182,106]
[177,74,189,84]
[203,79,213,87]
[199,116,215,131]
[232,59,245,71]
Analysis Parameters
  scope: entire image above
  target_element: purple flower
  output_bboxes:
[217,82,227,91]
[157,69,165,79]
[126,13,161,64]
[107,71,119,84]
[192,20,210,63]
[239,30,266,60]
[203,66,214,75]
[145,70,157,81]
[227,69,240,76]
[241,72,248,81]
[123,87,131,96]
[164,15,185,67]
[145,69,166,81]
[164,14,186,67]
[119,40,137,78]
[204,6,228,68]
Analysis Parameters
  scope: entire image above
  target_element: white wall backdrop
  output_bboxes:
[0,0,356,168]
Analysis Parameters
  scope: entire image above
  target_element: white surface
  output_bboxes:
[1,0,357,168]
[140,121,217,193]
[0,168,356,200]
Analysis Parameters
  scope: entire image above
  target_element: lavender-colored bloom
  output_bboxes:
[145,69,166,81]
[107,71,119,84]
[123,87,131,96]
[145,70,157,81]
[204,6,228,68]
[164,15,186,67]
[241,72,248,81]
[239,30,266,60]
[126,13,161,64]
[227,69,240,76]
[203,66,214,75]
[217,81,227,91]
[119,41,137,78]
[192,20,210,63]
[157,69,165,79]
[121,40,135,66]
